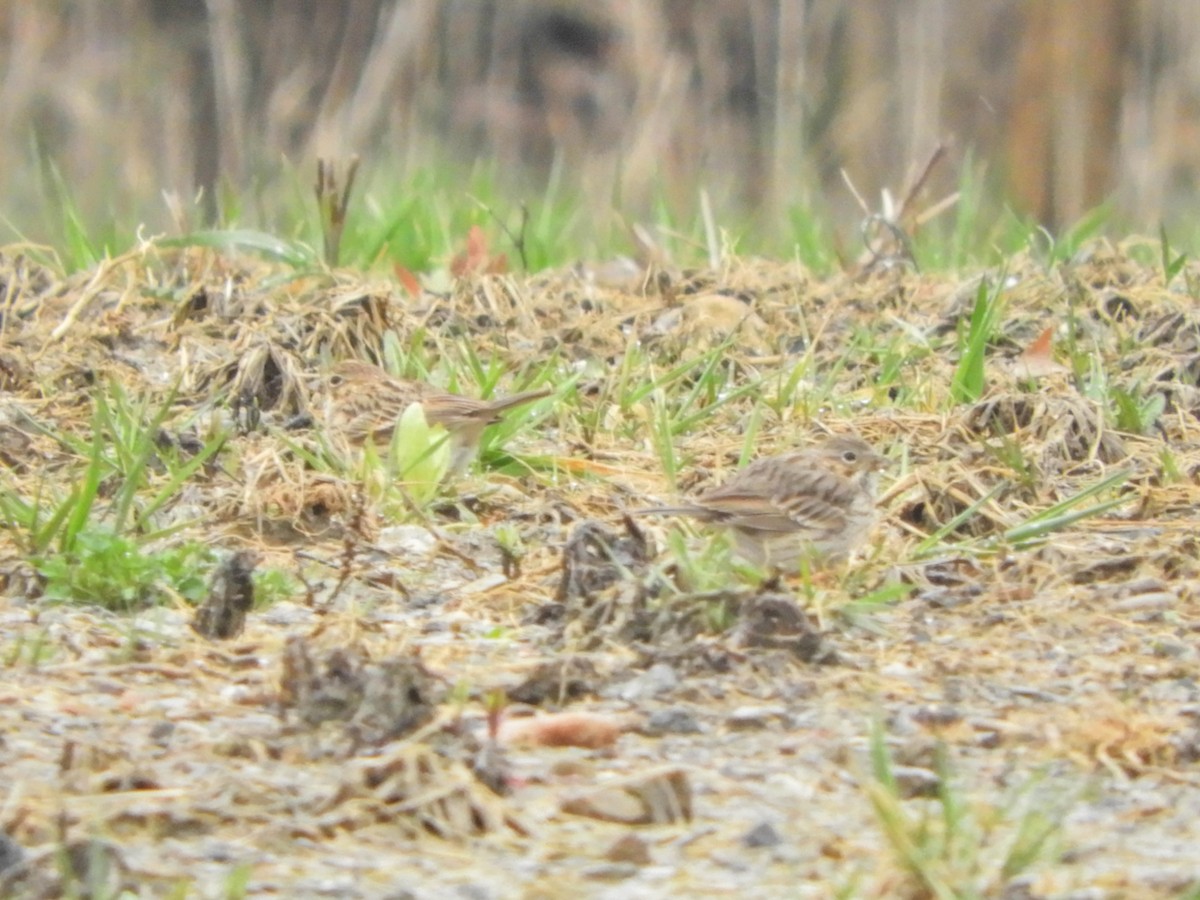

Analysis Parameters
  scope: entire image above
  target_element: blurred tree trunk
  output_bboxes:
[148,0,217,221]
[6,0,1198,243]
[1008,0,1131,228]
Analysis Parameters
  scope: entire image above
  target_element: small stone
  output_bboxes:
[912,705,963,728]
[562,767,692,825]
[976,730,1002,750]
[709,849,751,873]
[892,765,940,797]
[604,833,651,866]
[1151,639,1191,659]
[880,662,919,679]
[613,663,679,702]
[506,658,599,706]
[563,787,646,823]
[583,862,638,881]
[132,608,191,642]
[549,759,594,778]
[455,884,491,900]
[148,721,175,745]
[377,525,438,556]
[727,705,786,730]
[0,831,24,873]
[1112,592,1175,613]
[998,876,1039,900]
[260,602,317,627]
[645,707,702,735]
[742,821,782,848]
[460,573,507,595]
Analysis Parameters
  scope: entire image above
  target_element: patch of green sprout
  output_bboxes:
[1109,383,1166,435]
[252,567,300,608]
[36,531,212,612]
[864,719,1073,898]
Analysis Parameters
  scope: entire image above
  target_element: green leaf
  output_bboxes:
[389,402,451,502]
[1160,223,1189,283]
[950,278,1004,404]
[61,407,106,552]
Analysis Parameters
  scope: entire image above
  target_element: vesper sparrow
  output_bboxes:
[323,360,551,474]
[639,435,887,571]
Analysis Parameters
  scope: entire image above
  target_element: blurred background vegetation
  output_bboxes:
[1,0,1198,263]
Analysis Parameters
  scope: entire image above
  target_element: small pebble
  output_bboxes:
[741,821,782,848]
[1111,592,1174,613]
[604,834,651,866]
[912,705,963,728]
[377,525,437,556]
[459,573,506,595]
[892,765,940,798]
[0,831,24,873]
[260,602,316,627]
[646,707,702,735]
[1151,639,1191,659]
[612,664,679,702]
[726,705,786,730]
[583,862,638,881]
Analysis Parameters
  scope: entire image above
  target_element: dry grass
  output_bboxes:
[1,239,1200,895]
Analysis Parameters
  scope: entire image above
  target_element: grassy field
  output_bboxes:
[1,166,1199,898]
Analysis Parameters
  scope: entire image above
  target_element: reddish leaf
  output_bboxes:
[1013,324,1069,379]
[1025,325,1055,359]
[497,711,625,749]
[450,225,507,277]
[392,263,422,298]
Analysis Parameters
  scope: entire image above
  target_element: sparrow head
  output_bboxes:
[814,435,888,480]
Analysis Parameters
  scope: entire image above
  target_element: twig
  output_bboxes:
[472,196,529,270]
[391,483,485,575]
[42,247,142,347]
[896,143,947,222]
[699,187,719,269]
[315,156,361,267]
[861,215,918,271]
[325,489,366,604]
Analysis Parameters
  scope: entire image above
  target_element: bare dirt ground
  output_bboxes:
[1,242,1199,898]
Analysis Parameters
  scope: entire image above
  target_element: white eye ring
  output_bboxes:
[842,450,858,463]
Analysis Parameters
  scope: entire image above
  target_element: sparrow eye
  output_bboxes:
[842,450,858,463]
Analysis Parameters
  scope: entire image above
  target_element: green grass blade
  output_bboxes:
[159,229,318,268]
[999,468,1131,547]
[61,412,107,552]
[110,382,182,534]
[41,157,104,270]
[950,277,1004,405]
[136,432,227,531]
[911,481,1007,558]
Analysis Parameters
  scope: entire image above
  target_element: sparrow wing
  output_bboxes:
[424,387,551,428]
[695,453,856,538]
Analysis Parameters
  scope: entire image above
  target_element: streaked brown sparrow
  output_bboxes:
[639,435,887,571]
[322,360,551,474]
